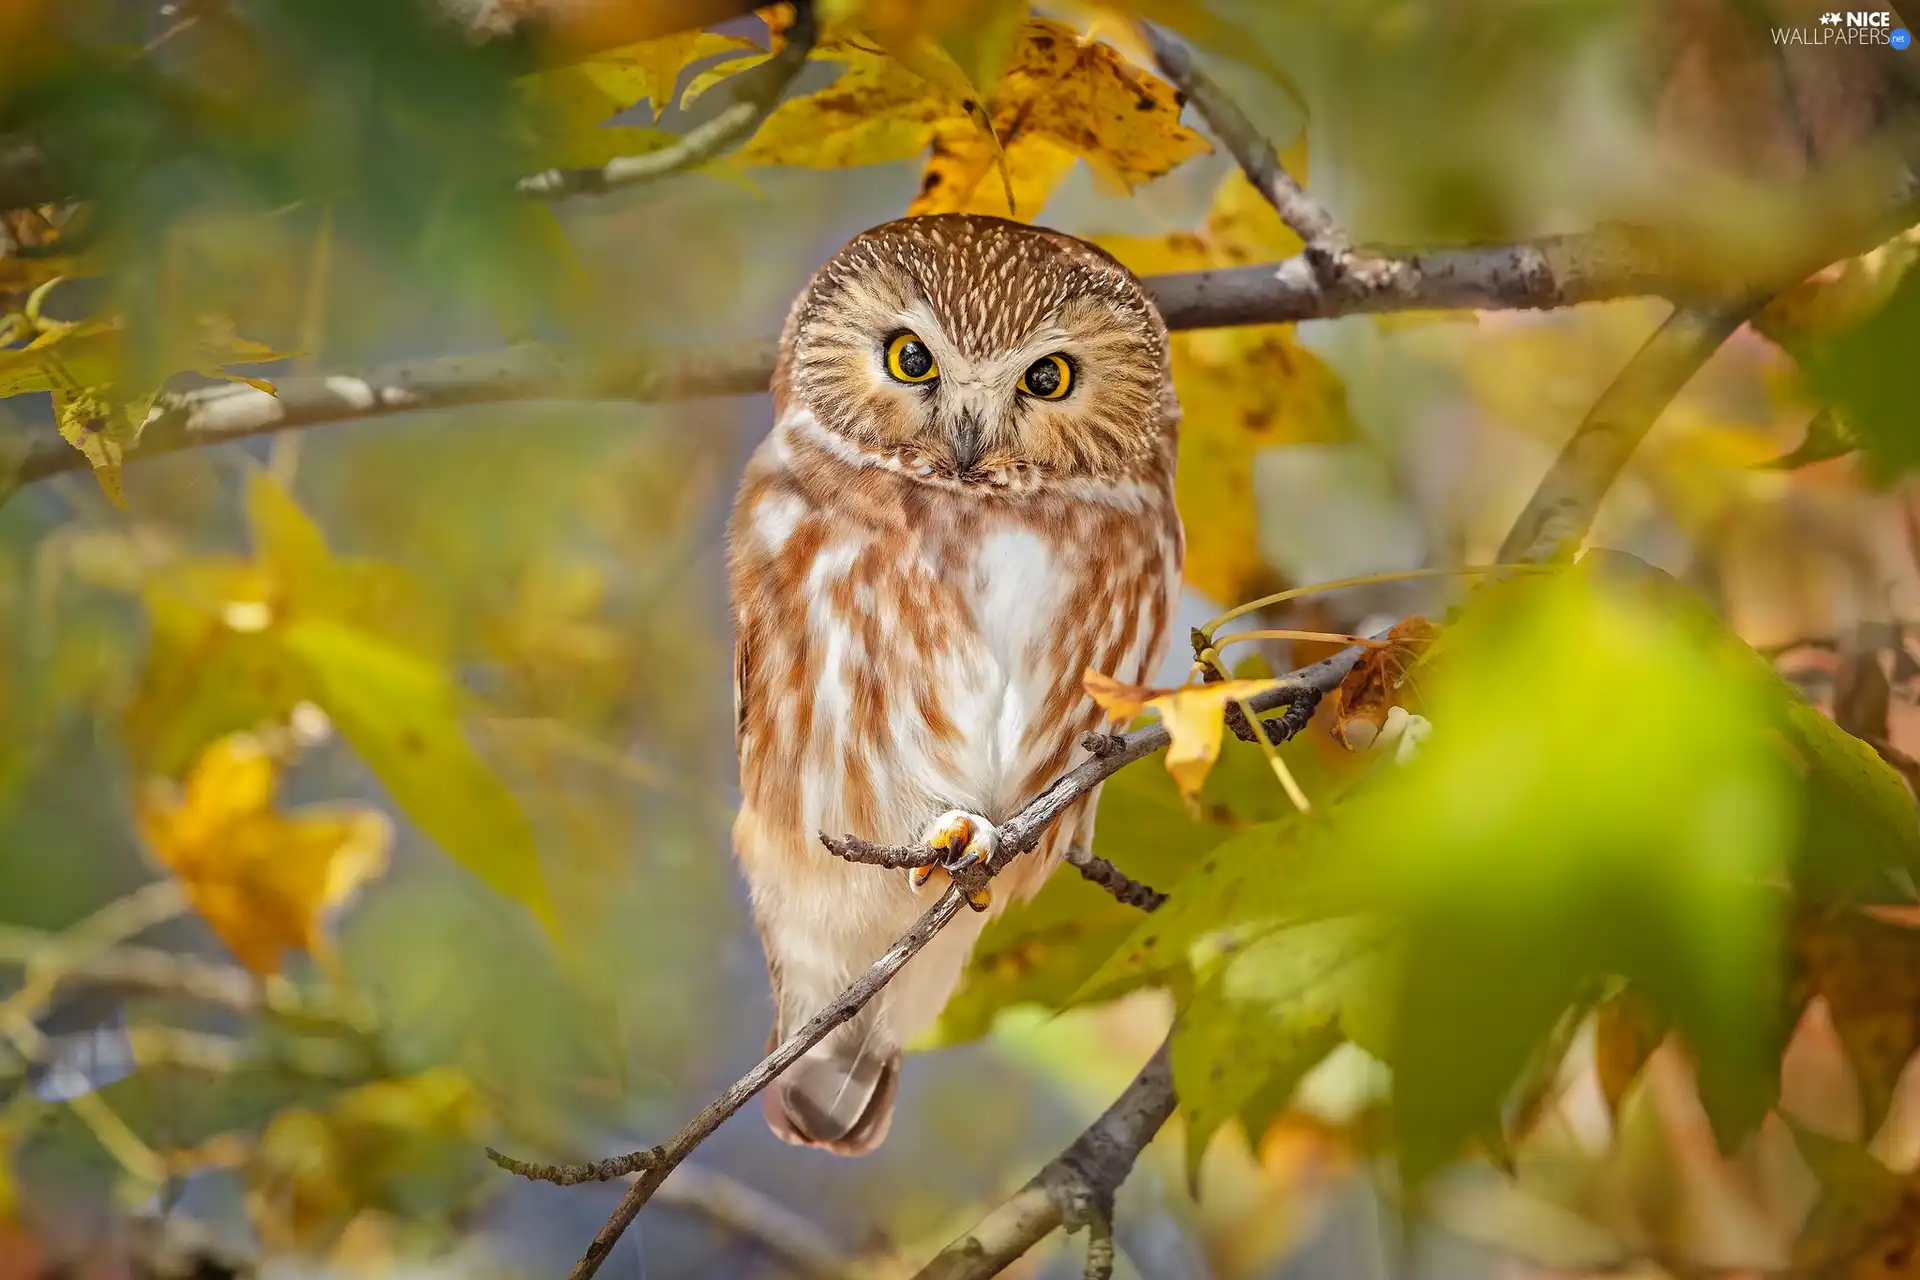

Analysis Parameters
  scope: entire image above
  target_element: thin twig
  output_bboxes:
[1064,844,1167,913]
[516,0,818,199]
[649,1163,848,1279]
[912,1040,1177,1280]
[1495,300,1762,565]
[1142,25,1352,272]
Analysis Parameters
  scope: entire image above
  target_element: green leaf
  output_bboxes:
[281,616,554,930]
[1171,917,1391,1186]
[1307,571,1799,1189]
[927,732,1304,1044]
[1783,697,1920,904]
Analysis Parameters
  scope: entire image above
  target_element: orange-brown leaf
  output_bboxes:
[1789,907,1920,1138]
[1593,987,1669,1120]
[1327,616,1439,750]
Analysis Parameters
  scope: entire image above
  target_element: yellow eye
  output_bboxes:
[885,333,939,384]
[1018,353,1073,400]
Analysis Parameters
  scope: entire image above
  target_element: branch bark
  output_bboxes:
[5,228,1715,494]
[912,1040,1177,1280]
[516,0,817,199]
[1494,300,1761,565]
[489,645,1361,1280]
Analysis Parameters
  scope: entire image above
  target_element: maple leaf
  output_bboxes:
[137,733,390,975]
[1086,668,1283,799]
[730,14,1205,222]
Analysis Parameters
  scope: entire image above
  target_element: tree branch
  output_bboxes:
[1494,299,1762,565]
[1064,843,1168,913]
[649,1163,848,1279]
[1,229,1723,495]
[1143,24,1351,270]
[515,0,818,199]
[488,646,1360,1280]
[912,1039,1177,1280]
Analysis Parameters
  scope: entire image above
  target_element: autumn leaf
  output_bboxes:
[1086,668,1284,799]
[281,618,554,931]
[137,733,390,975]
[248,1068,489,1255]
[0,311,289,502]
[1592,985,1669,1120]
[909,20,1209,219]
[1789,1125,1920,1278]
[1326,616,1439,750]
[1788,907,1920,1138]
[516,30,755,168]
[734,15,1205,222]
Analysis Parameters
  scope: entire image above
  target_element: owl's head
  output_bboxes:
[774,214,1174,484]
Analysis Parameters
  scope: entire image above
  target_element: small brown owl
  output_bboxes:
[729,213,1184,1154]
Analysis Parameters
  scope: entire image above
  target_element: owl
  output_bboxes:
[729,214,1184,1154]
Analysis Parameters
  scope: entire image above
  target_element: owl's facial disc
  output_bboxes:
[784,215,1172,483]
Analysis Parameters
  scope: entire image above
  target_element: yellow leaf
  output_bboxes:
[248,1068,488,1255]
[137,733,391,975]
[1155,680,1281,799]
[739,16,1204,223]
[911,19,1209,220]
[589,30,760,120]
[280,617,555,931]
[1085,668,1281,798]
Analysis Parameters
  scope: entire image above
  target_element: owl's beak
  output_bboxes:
[951,411,985,474]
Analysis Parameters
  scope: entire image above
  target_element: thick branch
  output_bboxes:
[516,1,817,199]
[912,1039,1177,1280]
[5,228,1719,493]
[1495,300,1761,565]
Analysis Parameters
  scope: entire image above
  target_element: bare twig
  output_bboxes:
[490,647,1359,1280]
[1495,300,1762,565]
[913,1040,1177,1280]
[1142,25,1350,270]
[516,1,818,199]
[650,1163,849,1279]
[1064,844,1168,913]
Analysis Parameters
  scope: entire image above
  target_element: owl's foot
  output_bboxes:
[908,810,999,911]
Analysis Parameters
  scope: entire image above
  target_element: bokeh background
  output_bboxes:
[2,1,1918,1276]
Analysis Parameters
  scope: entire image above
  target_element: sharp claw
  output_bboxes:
[964,886,992,911]
[909,865,937,890]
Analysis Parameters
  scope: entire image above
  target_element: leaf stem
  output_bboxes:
[1201,564,1562,640]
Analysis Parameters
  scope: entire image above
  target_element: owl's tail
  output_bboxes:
[763,1031,899,1156]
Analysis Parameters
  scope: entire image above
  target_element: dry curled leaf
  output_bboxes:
[1086,668,1281,799]
[137,733,391,975]
[1789,907,1920,1139]
[1327,616,1439,750]
[1593,985,1670,1121]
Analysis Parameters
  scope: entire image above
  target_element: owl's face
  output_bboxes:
[777,215,1173,483]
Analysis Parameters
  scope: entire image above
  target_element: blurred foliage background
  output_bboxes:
[1,0,1919,1277]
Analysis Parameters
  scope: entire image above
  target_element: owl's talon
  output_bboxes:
[918,809,1000,904]
[908,864,938,891]
[964,886,992,911]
